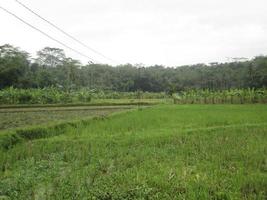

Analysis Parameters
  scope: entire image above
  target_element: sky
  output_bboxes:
[0,0,267,66]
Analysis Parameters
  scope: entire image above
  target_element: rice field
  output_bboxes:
[0,105,266,199]
[0,105,135,130]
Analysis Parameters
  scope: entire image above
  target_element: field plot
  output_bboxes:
[0,105,134,130]
[1,105,267,199]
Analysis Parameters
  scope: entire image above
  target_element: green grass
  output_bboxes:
[89,98,171,105]
[0,98,171,108]
[0,106,134,130]
[1,105,267,199]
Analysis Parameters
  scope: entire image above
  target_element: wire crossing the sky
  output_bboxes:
[0,5,98,63]
[14,0,119,64]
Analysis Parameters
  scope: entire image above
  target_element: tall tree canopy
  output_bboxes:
[0,44,266,92]
[0,44,30,88]
[36,47,66,68]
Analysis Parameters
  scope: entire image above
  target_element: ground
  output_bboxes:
[0,105,134,130]
[0,105,267,199]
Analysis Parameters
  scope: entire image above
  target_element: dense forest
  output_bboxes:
[0,44,267,93]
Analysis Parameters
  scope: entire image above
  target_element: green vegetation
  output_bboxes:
[1,105,267,199]
[1,43,267,199]
[1,87,267,105]
[0,105,133,130]
[173,88,267,104]
[0,87,168,105]
[1,44,267,92]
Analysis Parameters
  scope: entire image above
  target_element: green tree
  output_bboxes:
[0,44,30,88]
[36,47,65,68]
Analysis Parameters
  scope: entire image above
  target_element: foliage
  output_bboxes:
[0,105,267,199]
[1,44,267,91]
[0,87,168,105]
[173,88,267,104]
[1,87,266,105]
[0,44,30,88]
[36,47,66,68]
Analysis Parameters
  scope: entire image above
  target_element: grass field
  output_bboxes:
[0,105,267,199]
[0,105,135,130]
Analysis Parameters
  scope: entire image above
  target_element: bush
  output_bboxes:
[0,87,169,105]
[18,93,32,104]
[173,89,267,104]
[0,133,22,150]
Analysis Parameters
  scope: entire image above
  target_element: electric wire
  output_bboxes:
[0,5,98,63]
[14,0,119,64]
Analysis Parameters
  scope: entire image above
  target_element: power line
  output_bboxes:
[0,5,98,63]
[14,0,119,64]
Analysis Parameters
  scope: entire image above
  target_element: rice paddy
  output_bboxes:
[0,105,266,199]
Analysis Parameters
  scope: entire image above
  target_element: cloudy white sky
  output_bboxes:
[1,0,267,66]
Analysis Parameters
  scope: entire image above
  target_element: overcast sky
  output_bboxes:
[1,0,267,66]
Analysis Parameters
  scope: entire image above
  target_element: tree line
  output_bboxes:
[0,44,266,93]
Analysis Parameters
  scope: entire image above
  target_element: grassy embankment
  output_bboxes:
[0,105,267,199]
